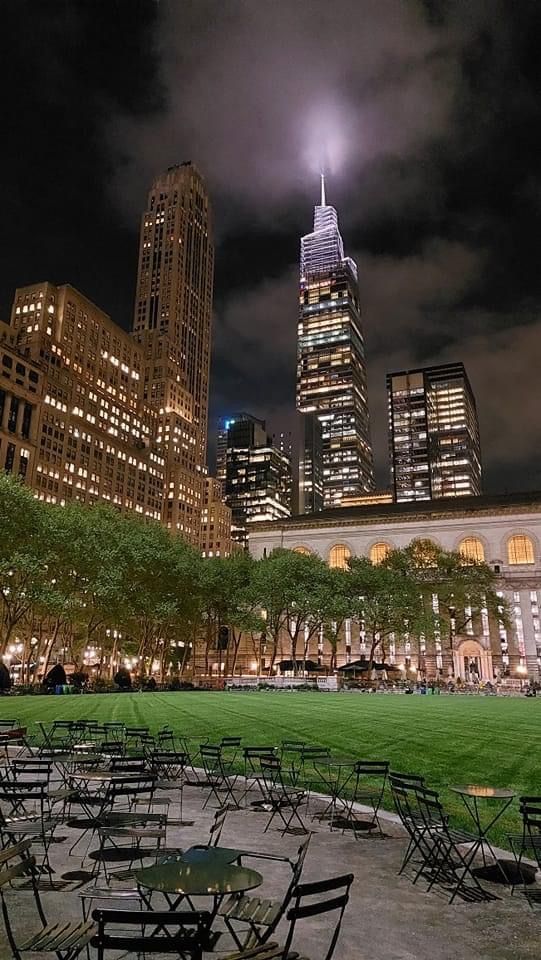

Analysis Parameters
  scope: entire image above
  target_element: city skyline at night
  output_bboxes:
[2,1,540,495]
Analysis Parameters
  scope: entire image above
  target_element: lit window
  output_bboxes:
[329,544,351,569]
[459,537,485,563]
[293,546,311,555]
[369,542,391,565]
[507,535,535,565]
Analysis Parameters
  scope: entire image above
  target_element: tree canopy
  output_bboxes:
[0,472,509,683]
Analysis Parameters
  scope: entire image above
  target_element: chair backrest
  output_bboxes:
[520,796,541,833]
[200,745,222,773]
[109,756,147,774]
[148,751,187,778]
[389,770,425,788]
[280,740,305,760]
[220,737,242,748]
[260,756,281,786]
[91,908,211,959]
[108,776,156,807]
[0,840,46,958]
[282,873,354,960]
[0,780,49,817]
[390,782,421,833]
[300,746,331,766]
[354,760,389,778]
[243,746,277,774]
[0,721,19,732]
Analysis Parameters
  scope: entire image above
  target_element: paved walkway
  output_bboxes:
[0,781,539,959]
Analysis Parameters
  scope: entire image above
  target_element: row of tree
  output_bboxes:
[0,473,507,682]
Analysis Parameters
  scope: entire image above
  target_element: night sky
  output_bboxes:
[3,0,541,492]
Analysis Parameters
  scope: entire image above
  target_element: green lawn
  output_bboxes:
[2,690,539,845]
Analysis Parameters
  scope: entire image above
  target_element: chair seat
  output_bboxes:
[19,919,96,952]
[3,818,57,836]
[219,893,282,927]
[80,885,140,900]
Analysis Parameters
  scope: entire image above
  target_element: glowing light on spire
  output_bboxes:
[320,171,326,207]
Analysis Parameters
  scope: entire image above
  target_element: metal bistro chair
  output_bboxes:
[241,746,277,808]
[91,812,168,883]
[508,795,541,904]
[259,757,308,836]
[218,834,312,950]
[412,786,496,903]
[147,750,188,822]
[0,780,61,875]
[339,760,389,838]
[91,908,213,959]
[200,745,240,809]
[0,840,95,960]
[221,872,354,960]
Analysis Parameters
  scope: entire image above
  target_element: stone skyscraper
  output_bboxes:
[132,162,214,542]
[296,176,374,510]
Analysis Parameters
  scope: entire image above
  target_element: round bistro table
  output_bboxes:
[449,784,529,885]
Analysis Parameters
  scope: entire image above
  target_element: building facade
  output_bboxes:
[220,414,292,546]
[3,163,231,549]
[0,321,44,483]
[388,363,482,503]
[296,175,374,510]
[132,162,215,543]
[10,283,165,518]
[200,476,234,558]
[249,492,541,681]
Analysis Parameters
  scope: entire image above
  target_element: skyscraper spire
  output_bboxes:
[320,171,326,207]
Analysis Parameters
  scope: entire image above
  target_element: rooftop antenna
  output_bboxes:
[320,170,326,206]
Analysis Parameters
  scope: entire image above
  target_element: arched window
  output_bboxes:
[507,535,535,565]
[292,546,311,555]
[369,542,391,565]
[329,544,352,569]
[459,537,485,563]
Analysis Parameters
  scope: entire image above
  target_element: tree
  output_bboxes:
[197,553,263,676]
[385,539,507,655]
[320,567,355,671]
[0,474,57,657]
[250,550,334,674]
[347,556,433,671]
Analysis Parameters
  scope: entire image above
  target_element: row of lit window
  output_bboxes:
[292,535,538,569]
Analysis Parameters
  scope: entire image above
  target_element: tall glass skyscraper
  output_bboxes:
[296,176,374,510]
[387,362,482,502]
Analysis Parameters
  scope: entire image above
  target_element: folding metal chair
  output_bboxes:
[508,795,541,903]
[411,786,497,903]
[91,908,213,958]
[339,760,389,837]
[0,840,95,959]
[259,758,308,835]
[221,872,354,960]
[0,781,61,875]
[218,834,311,950]
[91,812,168,882]
[200,745,240,809]
[147,750,188,822]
